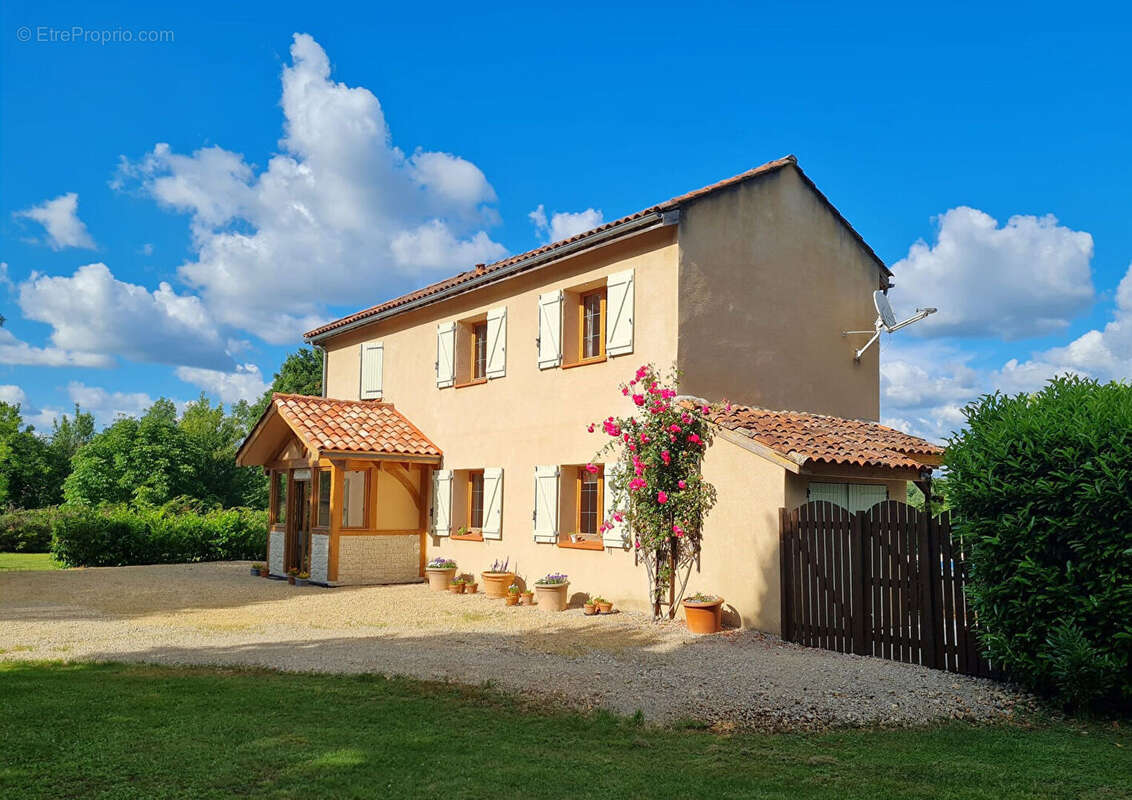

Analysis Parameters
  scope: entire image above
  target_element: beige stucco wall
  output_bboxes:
[323,227,678,614]
[676,165,884,420]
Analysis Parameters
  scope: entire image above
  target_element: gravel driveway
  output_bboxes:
[0,562,1029,729]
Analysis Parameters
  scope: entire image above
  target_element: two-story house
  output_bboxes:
[236,155,942,632]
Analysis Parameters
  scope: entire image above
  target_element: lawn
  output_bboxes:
[0,552,59,571]
[0,662,1127,799]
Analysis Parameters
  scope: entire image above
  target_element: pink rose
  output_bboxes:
[657,490,668,504]
[688,433,701,444]
[585,463,599,474]
[669,424,682,433]
[632,394,645,406]
[678,479,686,489]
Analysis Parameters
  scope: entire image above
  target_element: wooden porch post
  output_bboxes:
[418,465,432,577]
[328,461,344,583]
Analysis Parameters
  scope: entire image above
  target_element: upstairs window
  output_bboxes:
[468,469,485,529]
[472,322,488,381]
[581,290,605,360]
[578,465,603,535]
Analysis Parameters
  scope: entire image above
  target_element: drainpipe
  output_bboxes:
[318,345,327,398]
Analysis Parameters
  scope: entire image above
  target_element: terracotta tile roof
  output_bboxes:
[710,404,943,471]
[305,155,889,341]
[272,393,441,458]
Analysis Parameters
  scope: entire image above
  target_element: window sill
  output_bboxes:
[562,355,607,370]
[557,537,604,551]
[450,531,484,541]
[454,378,488,389]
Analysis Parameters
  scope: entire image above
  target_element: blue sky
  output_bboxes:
[2,0,1130,438]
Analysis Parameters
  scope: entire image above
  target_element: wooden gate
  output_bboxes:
[779,500,994,677]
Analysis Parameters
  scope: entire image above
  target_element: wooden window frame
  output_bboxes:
[270,470,287,527]
[451,469,486,540]
[472,322,488,381]
[315,468,331,530]
[453,316,489,388]
[567,288,607,368]
[341,468,370,530]
[558,464,605,551]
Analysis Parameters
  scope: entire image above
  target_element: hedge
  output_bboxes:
[946,376,1132,710]
[0,507,61,552]
[50,505,267,567]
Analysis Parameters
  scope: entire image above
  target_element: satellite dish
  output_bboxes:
[843,290,937,361]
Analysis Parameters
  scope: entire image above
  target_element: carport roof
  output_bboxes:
[710,405,943,472]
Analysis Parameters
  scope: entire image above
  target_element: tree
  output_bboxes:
[244,346,323,422]
[0,402,95,509]
[179,394,267,508]
[0,402,22,506]
[64,400,201,506]
[946,376,1132,710]
[588,364,717,619]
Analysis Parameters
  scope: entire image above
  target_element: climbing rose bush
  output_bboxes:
[589,364,717,618]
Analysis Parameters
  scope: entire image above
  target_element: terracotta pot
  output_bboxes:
[597,602,613,614]
[683,597,724,634]
[520,592,534,606]
[425,567,457,591]
[288,576,296,585]
[583,603,597,615]
[534,582,569,612]
[505,594,519,606]
[449,583,465,594]
[260,569,270,577]
[480,572,515,599]
[465,583,478,594]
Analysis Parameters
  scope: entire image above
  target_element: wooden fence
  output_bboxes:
[779,500,994,677]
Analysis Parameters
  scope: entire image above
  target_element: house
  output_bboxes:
[235,155,943,632]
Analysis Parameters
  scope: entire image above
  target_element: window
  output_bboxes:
[272,472,287,525]
[581,290,605,360]
[316,468,331,528]
[578,465,603,535]
[342,469,367,528]
[468,470,485,529]
[472,322,488,380]
[807,482,888,513]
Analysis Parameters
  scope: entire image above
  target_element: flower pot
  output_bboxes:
[534,582,569,612]
[583,603,597,615]
[682,597,724,634]
[250,567,260,576]
[505,594,519,606]
[480,572,515,599]
[425,567,457,591]
[465,583,478,594]
[288,576,296,585]
[449,583,465,594]
[597,602,613,614]
[520,592,534,606]
[259,569,270,577]
[295,578,310,587]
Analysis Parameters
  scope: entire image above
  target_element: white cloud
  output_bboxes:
[880,340,984,441]
[13,192,97,250]
[24,407,63,431]
[528,203,604,243]
[116,33,507,344]
[0,262,12,291]
[138,243,154,256]
[0,385,27,405]
[891,206,1094,340]
[0,327,112,368]
[17,262,232,369]
[66,381,156,426]
[175,363,269,404]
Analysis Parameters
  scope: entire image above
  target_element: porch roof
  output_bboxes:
[235,394,442,467]
[709,404,943,472]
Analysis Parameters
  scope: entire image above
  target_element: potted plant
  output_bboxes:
[505,583,520,606]
[583,599,597,615]
[682,592,724,634]
[425,557,457,591]
[594,596,613,614]
[520,589,534,606]
[465,580,478,594]
[481,558,516,599]
[250,563,263,577]
[258,564,271,577]
[286,567,299,585]
[449,578,466,594]
[533,572,569,612]
[295,571,310,587]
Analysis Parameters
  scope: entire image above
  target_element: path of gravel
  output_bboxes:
[0,562,1029,730]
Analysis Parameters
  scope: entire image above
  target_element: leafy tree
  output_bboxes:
[64,400,202,506]
[179,394,267,508]
[0,402,22,506]
[244,346,323,422]
[946,375,1132,710]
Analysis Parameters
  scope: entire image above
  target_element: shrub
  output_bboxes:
[50,504,267,567]
[0,507,59,552]
[946,376,1132,710]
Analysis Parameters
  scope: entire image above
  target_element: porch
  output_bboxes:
[235,394,442,585]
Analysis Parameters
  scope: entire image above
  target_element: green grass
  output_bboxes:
[0,552,59,571]
[0,662,1127,800]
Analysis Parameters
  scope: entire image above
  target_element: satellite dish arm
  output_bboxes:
[886,307,937,333]
[846,306,938,360]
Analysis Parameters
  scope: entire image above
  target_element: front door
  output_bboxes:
[287,472,312,574]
